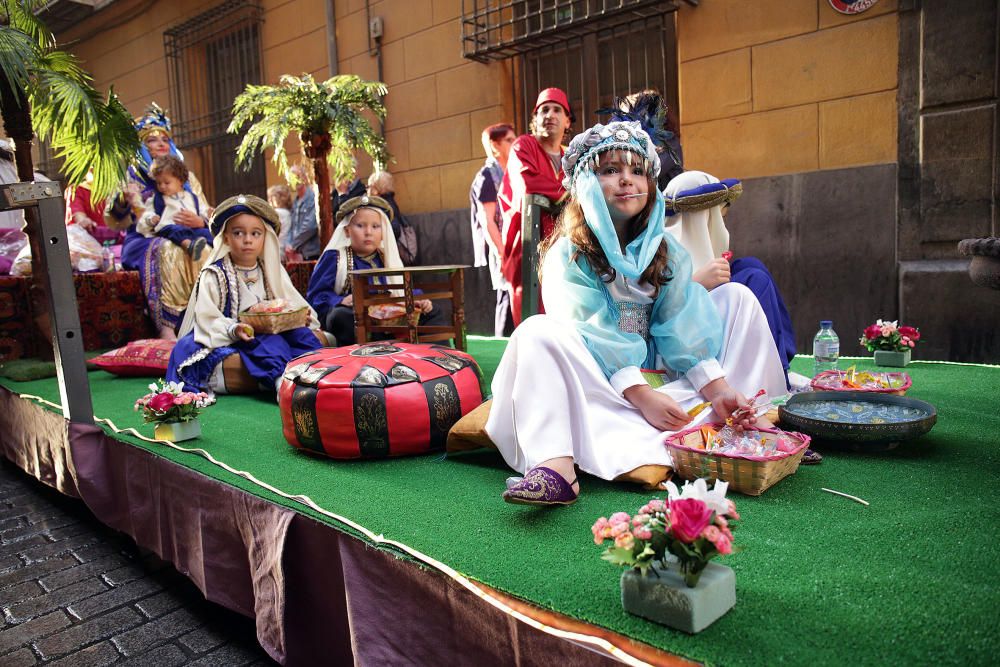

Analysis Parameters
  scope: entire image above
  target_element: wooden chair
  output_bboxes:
[349,264,470,350]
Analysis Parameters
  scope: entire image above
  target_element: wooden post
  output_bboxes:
[451,268,466,351]
[351,274,368,345]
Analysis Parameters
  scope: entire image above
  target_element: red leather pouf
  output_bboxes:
[278,342,485,459]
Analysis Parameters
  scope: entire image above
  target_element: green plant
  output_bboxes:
[228,73,389,247]
[0,0,139,200]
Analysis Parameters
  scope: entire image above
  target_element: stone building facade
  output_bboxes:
[47,0,998,361]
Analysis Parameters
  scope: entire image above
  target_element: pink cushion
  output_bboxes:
[89,339,175,377]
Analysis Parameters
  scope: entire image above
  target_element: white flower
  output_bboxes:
[148,382,159,393]
[665,478,730,515]
[163,381,185,395]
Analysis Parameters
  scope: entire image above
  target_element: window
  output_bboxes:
[164,0,265,204]
[517,12,677,136]
[462,1,682,135]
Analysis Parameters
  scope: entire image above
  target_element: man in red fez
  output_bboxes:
[498,87,573,326]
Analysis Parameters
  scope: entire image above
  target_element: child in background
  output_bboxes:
[167,195,323,394]
[138,155,213,260]
[490,121,788,506]
[267,184,293,255]
[306,195,445,346]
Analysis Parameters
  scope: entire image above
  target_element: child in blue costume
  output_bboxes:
[137,155,213,260]
[306,195,445,346]
[490,122,788,506]
[167,195,323,393]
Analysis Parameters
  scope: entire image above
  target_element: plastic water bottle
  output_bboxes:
[812,320,839,376]
[101,241,116,273]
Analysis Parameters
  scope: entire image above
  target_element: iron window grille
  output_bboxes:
[461,0,688,62]
[515,10,679,137]
[164,0,266,203]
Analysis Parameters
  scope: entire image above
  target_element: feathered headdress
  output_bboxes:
[598,93,675,149]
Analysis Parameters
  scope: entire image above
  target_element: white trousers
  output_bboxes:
[484,282,788,480]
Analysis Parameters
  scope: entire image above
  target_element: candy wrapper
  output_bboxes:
[689,423,801,458]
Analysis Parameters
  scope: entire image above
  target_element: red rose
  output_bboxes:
[147,392,176,413]
[669,498,714,543]
[863,324,882,341]
[899,326,920,341]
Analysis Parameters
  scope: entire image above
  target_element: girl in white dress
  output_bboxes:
[488,122,787,506]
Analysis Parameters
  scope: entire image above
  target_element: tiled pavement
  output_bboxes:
[0,459,276,666]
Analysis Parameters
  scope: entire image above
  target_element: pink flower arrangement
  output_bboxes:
[591,480,739,587]
[860,319,921,353]
[134,380,215,425]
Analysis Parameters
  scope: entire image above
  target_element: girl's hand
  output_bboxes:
[415,299,433,314]
[701,379,757,429]
[341,294,353,307]
[692,258,731,290]
[624,384,693,431]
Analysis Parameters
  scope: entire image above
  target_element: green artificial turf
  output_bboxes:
[2,341,999,666]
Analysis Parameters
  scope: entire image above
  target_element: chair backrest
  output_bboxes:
[520,193,551,321]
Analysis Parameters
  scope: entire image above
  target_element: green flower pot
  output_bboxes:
[873,349,911,367]
[620,562,735,633]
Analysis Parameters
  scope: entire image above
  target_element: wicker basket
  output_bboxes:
[238,306,310,335]
[666,424,810,496]
[810,369,911,395]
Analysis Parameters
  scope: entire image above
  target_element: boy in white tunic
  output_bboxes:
[489,122,787,506]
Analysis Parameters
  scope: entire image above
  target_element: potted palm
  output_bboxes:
[228,73,390,248]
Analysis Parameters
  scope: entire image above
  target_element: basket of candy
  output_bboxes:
[666,423,811,496]
[238,299,309,335]
[810,367,911,395]
[368,303,420,327]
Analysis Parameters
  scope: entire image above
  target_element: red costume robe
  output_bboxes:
[498,134,568,326]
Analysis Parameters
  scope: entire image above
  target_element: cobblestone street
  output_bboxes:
[0,459,275,666]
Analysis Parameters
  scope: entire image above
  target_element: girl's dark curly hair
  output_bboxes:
[539,165,671,297]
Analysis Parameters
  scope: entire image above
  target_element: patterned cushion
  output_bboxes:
[89,339,175,377]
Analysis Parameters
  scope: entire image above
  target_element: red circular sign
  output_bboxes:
[829,0,879,14]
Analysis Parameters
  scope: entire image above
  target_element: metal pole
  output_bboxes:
[1,182,93,423]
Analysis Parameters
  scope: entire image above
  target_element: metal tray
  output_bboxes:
[778,391,937,447]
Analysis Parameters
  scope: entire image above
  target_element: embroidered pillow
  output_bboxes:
[89,339,175,377]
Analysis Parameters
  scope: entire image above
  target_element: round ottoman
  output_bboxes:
[278,342,485,459]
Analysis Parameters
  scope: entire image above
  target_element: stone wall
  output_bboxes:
[897,0,1000,363]
[334,0,514,214]
[677,0,899,180]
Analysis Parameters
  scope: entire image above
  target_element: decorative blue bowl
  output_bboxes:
[778,391,937,449]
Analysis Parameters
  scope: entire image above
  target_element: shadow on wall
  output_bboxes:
[408,208,495,336]
[730,163,1000,364]
[411,164,1000,362]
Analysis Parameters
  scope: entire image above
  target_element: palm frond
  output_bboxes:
[0,24,38,106]
[28,52,97,139]
[3,0,55,49]
[41,88,139,200]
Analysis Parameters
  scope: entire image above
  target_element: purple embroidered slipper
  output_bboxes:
[502,466,578,506]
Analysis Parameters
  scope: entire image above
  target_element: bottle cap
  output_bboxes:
[820,320,833,328]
